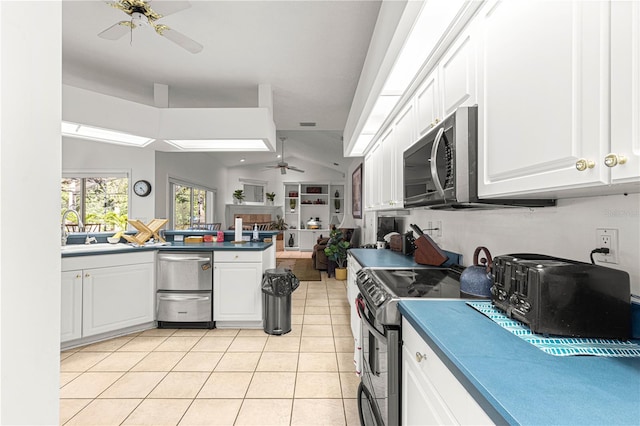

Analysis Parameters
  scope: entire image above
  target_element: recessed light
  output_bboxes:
[240,158,246,162]
[299,122,316,127]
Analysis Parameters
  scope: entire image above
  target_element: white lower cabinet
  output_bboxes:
[61,270,83,342]
[61,252,155,344]
[213,250,265,325]
[346,253,363,375]
[82,263,155,337]
[402,318,494,425]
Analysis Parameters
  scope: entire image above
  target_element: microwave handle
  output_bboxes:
[429,127,446,197]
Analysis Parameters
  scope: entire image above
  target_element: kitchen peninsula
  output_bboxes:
[60,231,276,350]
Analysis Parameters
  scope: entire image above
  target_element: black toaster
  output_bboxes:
[491,254,631,340]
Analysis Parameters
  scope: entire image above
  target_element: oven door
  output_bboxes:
[356,295,394,426]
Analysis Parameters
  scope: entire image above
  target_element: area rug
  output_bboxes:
[277,258,321,281]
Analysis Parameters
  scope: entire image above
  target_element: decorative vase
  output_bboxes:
[335,189,340,198]
[289,199,296,212]
[288,233,295,247]
[334,199,341,213]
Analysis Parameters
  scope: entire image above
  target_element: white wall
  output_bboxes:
[382,193,640,297]
[0,2,61,424]
[225,158,346,207]
[155,152,228,226]
[62,137,156,225]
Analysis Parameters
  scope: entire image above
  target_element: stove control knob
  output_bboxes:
[490,285,498,296]
[497,290,507,301]
[521,301,531,312]
[509,294,519,305]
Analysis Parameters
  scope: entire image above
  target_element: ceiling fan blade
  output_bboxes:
[148,0,191,18]
[288,166,305,173]
[98,21,132,40]
[158,26,203,53]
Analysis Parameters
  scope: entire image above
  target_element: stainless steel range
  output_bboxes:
[355,266,464,426]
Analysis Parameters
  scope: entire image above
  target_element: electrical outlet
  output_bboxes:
[427,221,433,236]
[435,221,442,237]
[596,228,619,264]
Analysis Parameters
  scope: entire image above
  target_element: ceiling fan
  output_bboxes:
[98,0,203,54]
[265,138,305,174]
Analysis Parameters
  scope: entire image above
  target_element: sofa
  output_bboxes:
[311,228,359,273]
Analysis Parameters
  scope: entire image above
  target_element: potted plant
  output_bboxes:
[266,192,276,205]
[270,215,288,251]
[233,189,245,204]
[324,228,350,280]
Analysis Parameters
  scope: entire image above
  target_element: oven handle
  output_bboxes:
[356,296,387,345]
[429,126,446,197]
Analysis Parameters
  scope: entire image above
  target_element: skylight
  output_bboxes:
[165,139,270,152]
[61,121,154,147]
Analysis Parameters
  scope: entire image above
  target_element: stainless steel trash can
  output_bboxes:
[262,268,299,335]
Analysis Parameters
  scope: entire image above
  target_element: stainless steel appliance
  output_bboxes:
[157,251,214,328]
[403,106,555,209]
[355,267,464,426]
[491,253,631,339]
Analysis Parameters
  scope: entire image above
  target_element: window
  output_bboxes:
[61,174,129,232]
[170,179,217,230]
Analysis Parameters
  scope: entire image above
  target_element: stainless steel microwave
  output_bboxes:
[402,106,555,209]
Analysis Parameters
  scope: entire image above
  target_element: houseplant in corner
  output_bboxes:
[324,228,350,280]
[266,192,276,205]
[233,189,245,204]
[270,215,288,251]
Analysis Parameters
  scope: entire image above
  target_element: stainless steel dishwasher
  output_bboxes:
[156,251,214,328]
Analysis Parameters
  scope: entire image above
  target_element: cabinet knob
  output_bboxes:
[434,118,440,124]
[575,159,595,171]
[415,352,427,363]
[604,153,627,168]
[85,273,90,278]
[76,274,81,279]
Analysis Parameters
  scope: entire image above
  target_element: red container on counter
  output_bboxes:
[217,231,224,242]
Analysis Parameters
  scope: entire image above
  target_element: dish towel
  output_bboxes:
[467,301,640,357]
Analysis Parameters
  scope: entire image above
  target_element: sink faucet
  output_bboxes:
[61,209,84,246]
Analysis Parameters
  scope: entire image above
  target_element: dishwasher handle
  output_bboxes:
[158,294,211,302]
[159,256,211,262]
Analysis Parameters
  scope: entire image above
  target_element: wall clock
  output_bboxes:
[133,180,152,197]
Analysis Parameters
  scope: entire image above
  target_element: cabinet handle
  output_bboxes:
[415,352,427,363]
[604,153,627,168]
[575,159,595,171]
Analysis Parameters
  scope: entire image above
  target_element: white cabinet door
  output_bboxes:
[214,262,262,322]
[380,127,396,208]
[415,71,442,138]
[439,22,478,117]
[392,101,416,208]
[611,1,640,184]
[346,254,363,375]
[402,345,457,425]
[402,318,494,425]
[364,142,382,211]
[477,0,609,197]
[61,270,83,343]
[82,263,155,337]
[299,230,325,251]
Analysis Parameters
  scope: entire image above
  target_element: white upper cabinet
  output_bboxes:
[416,71,441,138]
[611,1,640,185]
[477,0,611,197]
[439,21,478,118]
[364,141,382,211]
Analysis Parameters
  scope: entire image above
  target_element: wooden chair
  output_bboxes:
[191,223,221,230]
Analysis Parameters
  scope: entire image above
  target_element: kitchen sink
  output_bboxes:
[60,243,131,253]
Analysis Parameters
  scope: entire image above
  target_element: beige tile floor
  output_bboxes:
[60,252,360,425]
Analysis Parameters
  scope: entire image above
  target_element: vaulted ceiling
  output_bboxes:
[62,0,384,173]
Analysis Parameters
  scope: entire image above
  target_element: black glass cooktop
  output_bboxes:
[369,268,461,299]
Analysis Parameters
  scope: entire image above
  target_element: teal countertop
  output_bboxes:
[399,300,640,425]
[61,241,273,257]
[349,248,460,268]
